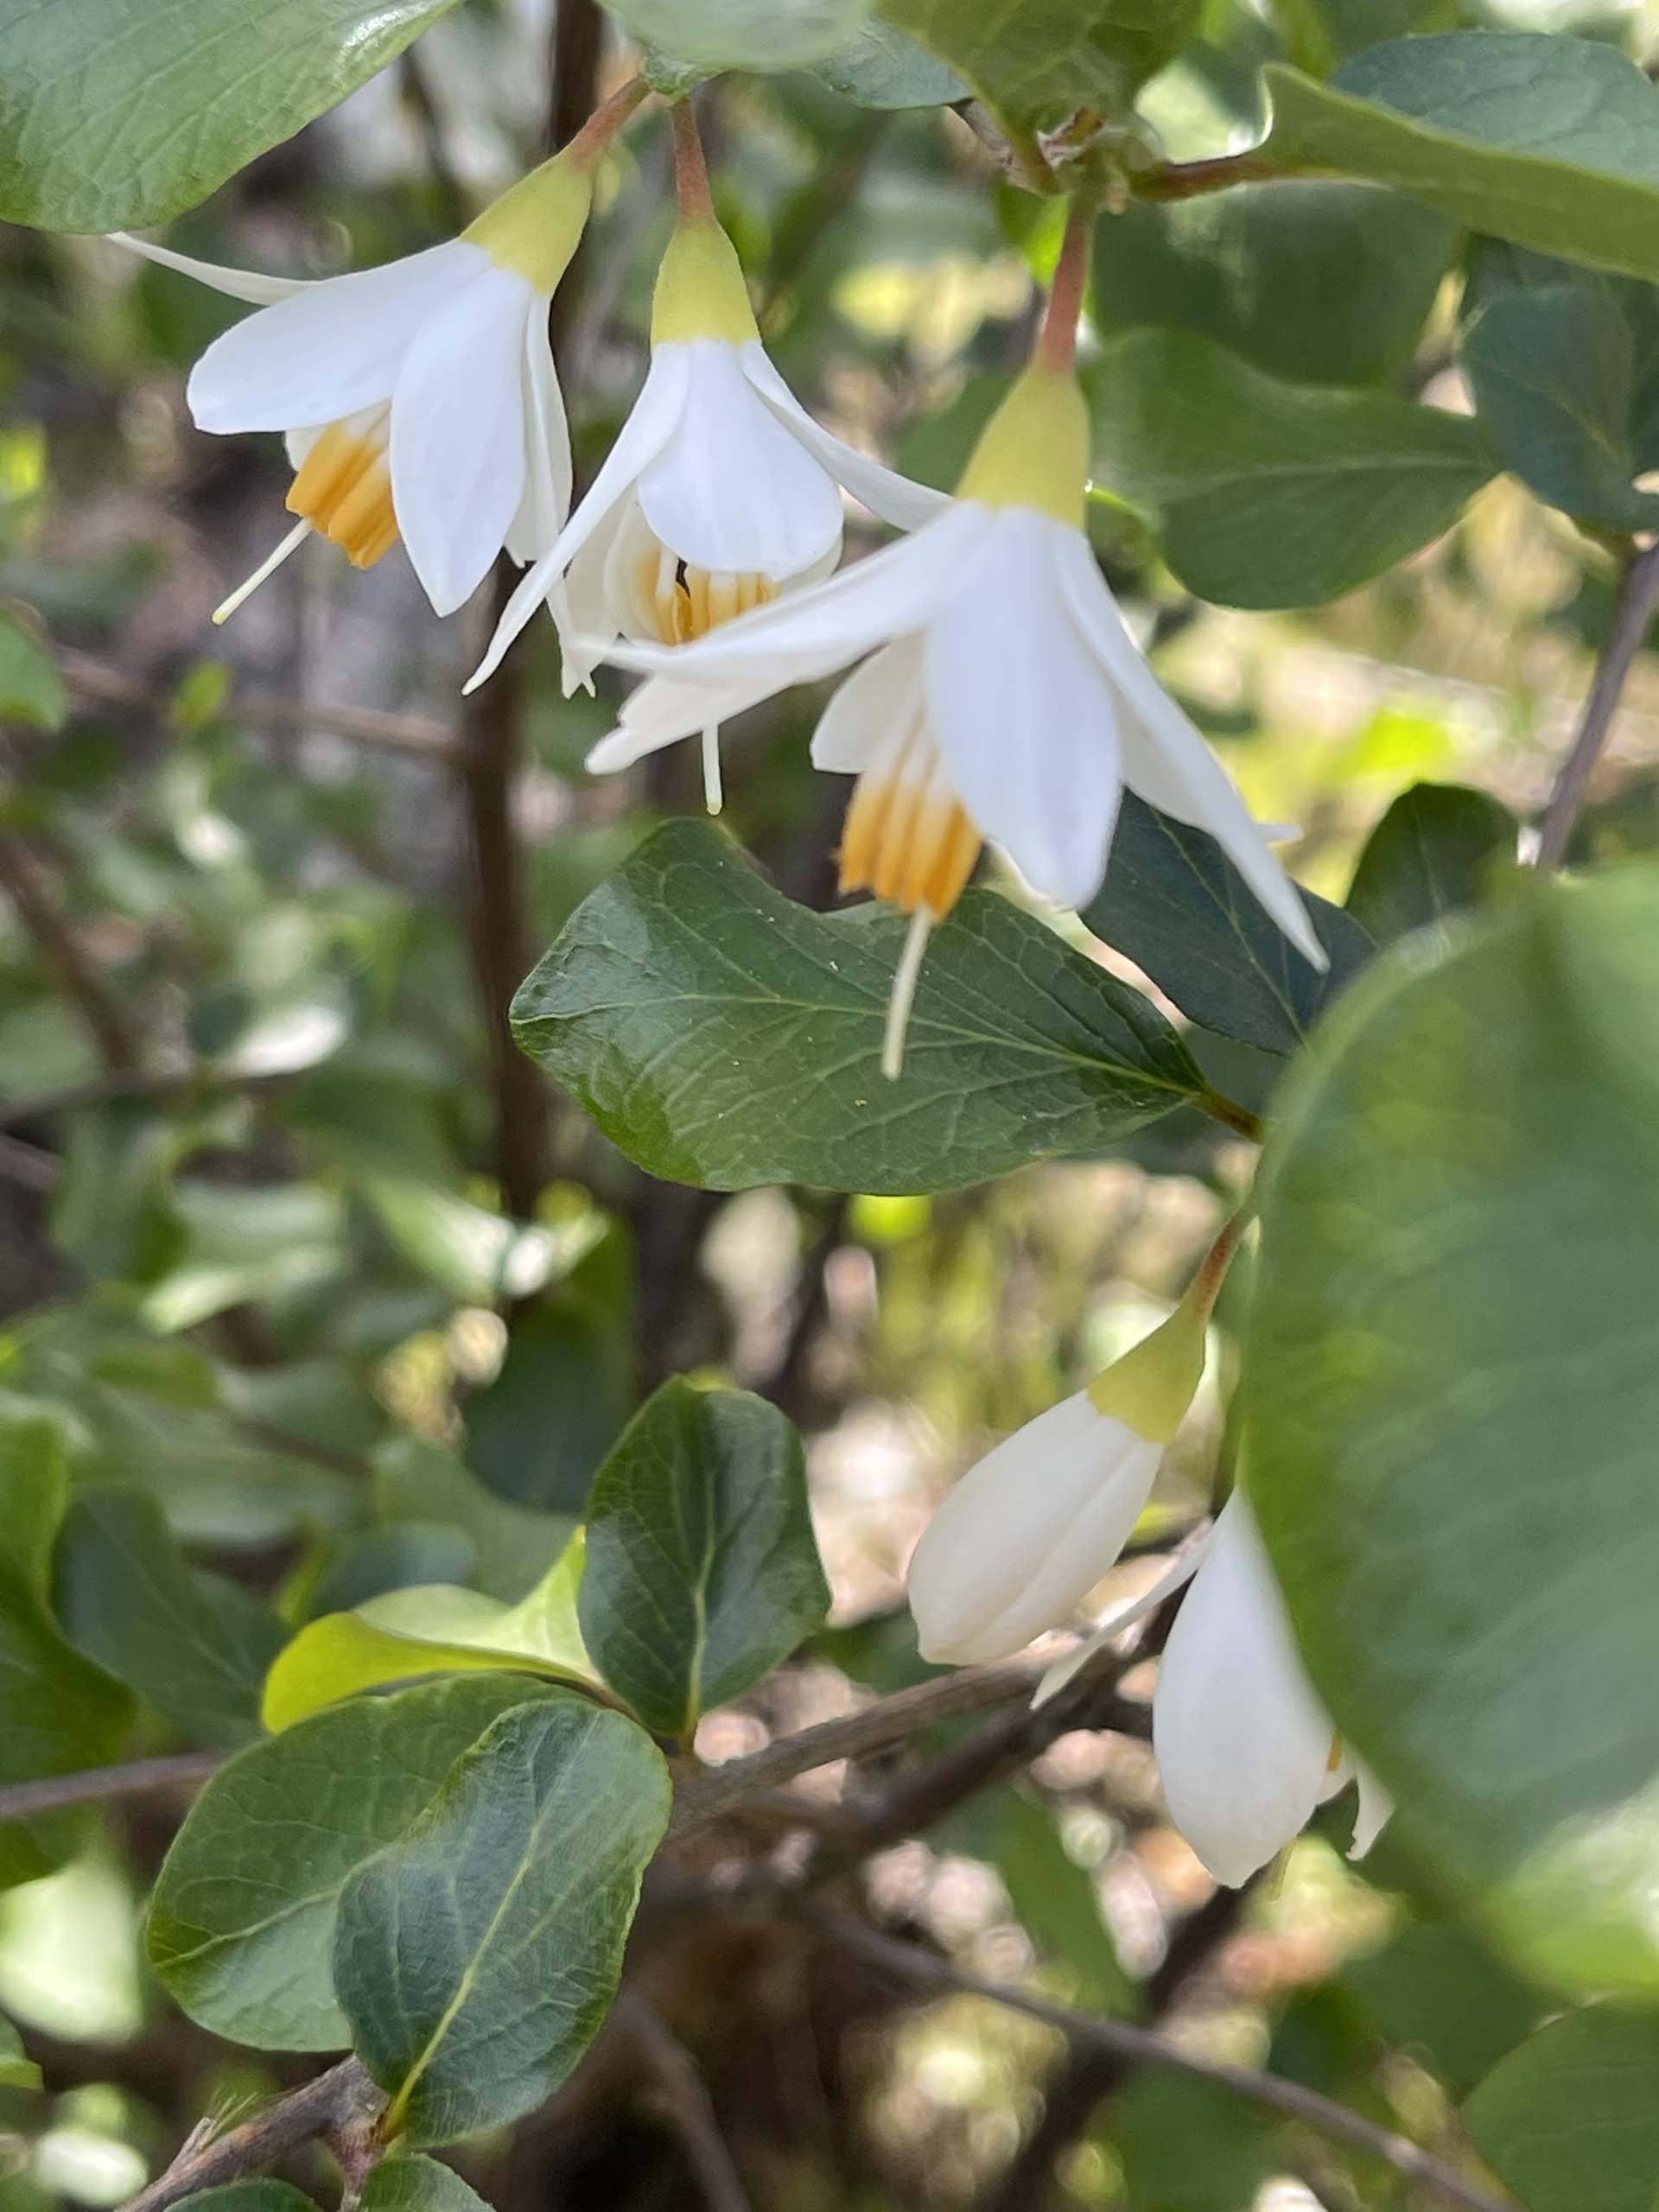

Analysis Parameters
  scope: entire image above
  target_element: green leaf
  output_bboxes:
[361,1179,588,1306]
[149,1675,563,2051]
[875,0,1201,130]
[1458,246,1659,533]
[0,1424,132,1888]
[603,0,875,70]
[1082,792,1375,1057]
[334,1695,671,2144]
[0,608,66,731]
[1091,184,1456,389]
[54,1485,286,1748]
[1089,329,1493,607]
[1263,34,1659,284]
[1248,866,1659,1994]
[262,1535,594,1732]
[172,2189,319,2212]
[579,1381,827,1739]
[1344,781,1518,950]
[465,1301,632,1516]
[1342,1923,1540,2095]
[373,1438,575,1605]
[0,0,466,232]
[1465,2006,1659,2212]
[359,2155,493,2212]
[512,821,1214,1198]
[811,22,967,105]
[138,1181,348,1334]
[0,2015,41,2094]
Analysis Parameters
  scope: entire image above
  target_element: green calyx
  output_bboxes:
[465,152,593,295]
[651,219,760,347]
[956,365,1090,530]
[1085,1284,1210,1444]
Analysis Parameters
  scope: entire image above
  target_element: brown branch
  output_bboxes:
[1128,151,1288,200]
[119,2059,381,2212]
[57,652,454,760]
[810,1914,1516,2212]
[0,832,138,1071]
[1536,536,1659,868]
[0,1131,60,1192]
[617,1995,754,2212]
[0,1752,222,1827]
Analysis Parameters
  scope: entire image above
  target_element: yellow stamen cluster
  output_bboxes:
[632,543,776,645]
[288,423,397,569]
[840,768,980,920]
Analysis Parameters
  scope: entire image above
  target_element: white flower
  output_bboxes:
[907,1286,1211,1665]
[1152,1492,1392,1887]
[112,142,603,623]
[562,363,1321,1067]
[467,215,944,806]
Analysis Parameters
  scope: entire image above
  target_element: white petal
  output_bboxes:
[907,1393,1162,1665]
[1051,531,1325,967]
[558,494,638,696]
[740,342,949,531]
[1153,1492,1337,1887]
[466,346,691,694]
[109,232,308,304]
[638,340,844,579]
[391,264,532,616]
[505,302,572,566]
[587,660,825,773]
[924,510,1124,910]
[1349,1763,1394,1860]
[810,637,923,773]
[593,502,994,685]
[187,239,486,435]
[1033,1525,1212,1707]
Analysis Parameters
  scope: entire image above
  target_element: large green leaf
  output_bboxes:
[1082,793,1374,1057]
[334,1695,671,2144]
[360,2156,493,2212]
[875,0,1200,130]
[1262,34,1659,283]
[0,1425,133,1888]
[811,22,966,105]
[1092,185,1456,389]
[173,2189,318,2212]
[1458,245,1659,534]
[1248,866,1659,1993]
[1464,2006,1659,2212]
[1344,780,1518,951]
[1089,329,1493,607]
[0,0,465,232]
[512,821,1217,1197]
[580,1381,828,1739]
[54,1485,285,1748]
[1341,1923,1540,2096]
[149,1676,561,2050]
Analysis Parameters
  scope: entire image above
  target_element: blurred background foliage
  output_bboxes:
[3,0,1658,2204]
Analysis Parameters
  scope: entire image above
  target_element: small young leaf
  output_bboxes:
[1089,328,1493,607]
[171,2188,319,2212]
[580,1381,828,1738]
[811,22,966,105]
[149,1675,563,2050]
[335,1696,671,2144]
[875,0,1200,131]
[1082,792,1374,1057]
[1465,2006,1659,2212]
[54,1485,286,1748]
[360,2154,493,2212]
[1264,34,1659,283]
[1344,781,1518,950]
[512,821,1213,1197]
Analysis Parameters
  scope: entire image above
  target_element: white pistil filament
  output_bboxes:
[213,405,397,626]
[632,540,777,814]
[838,725,981,1083]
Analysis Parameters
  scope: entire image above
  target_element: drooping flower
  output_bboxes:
[467,104,943,810]
[563,338,1321,1073]
[907,1262,1214,1665]
[1151,1491,1391,1886]
[111,82,646,624]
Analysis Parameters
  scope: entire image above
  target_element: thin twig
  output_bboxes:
[1536,537,1659,868]
[1128,151,1287,200]
[0,834,137,1071]
[810,1914,1515,2212]
[57,651,455,759]
[0,1752,222,1827]
[118,2059,381,2212]
[0,1131,60,1192]
[618,1995,754,2212]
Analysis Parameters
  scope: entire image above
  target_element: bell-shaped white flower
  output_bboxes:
[1152,1491,1392,1887]
[466,207,944,805]
[563,361,1321,1070]
[111,104,636,624]
[908,1283,1211,1665]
